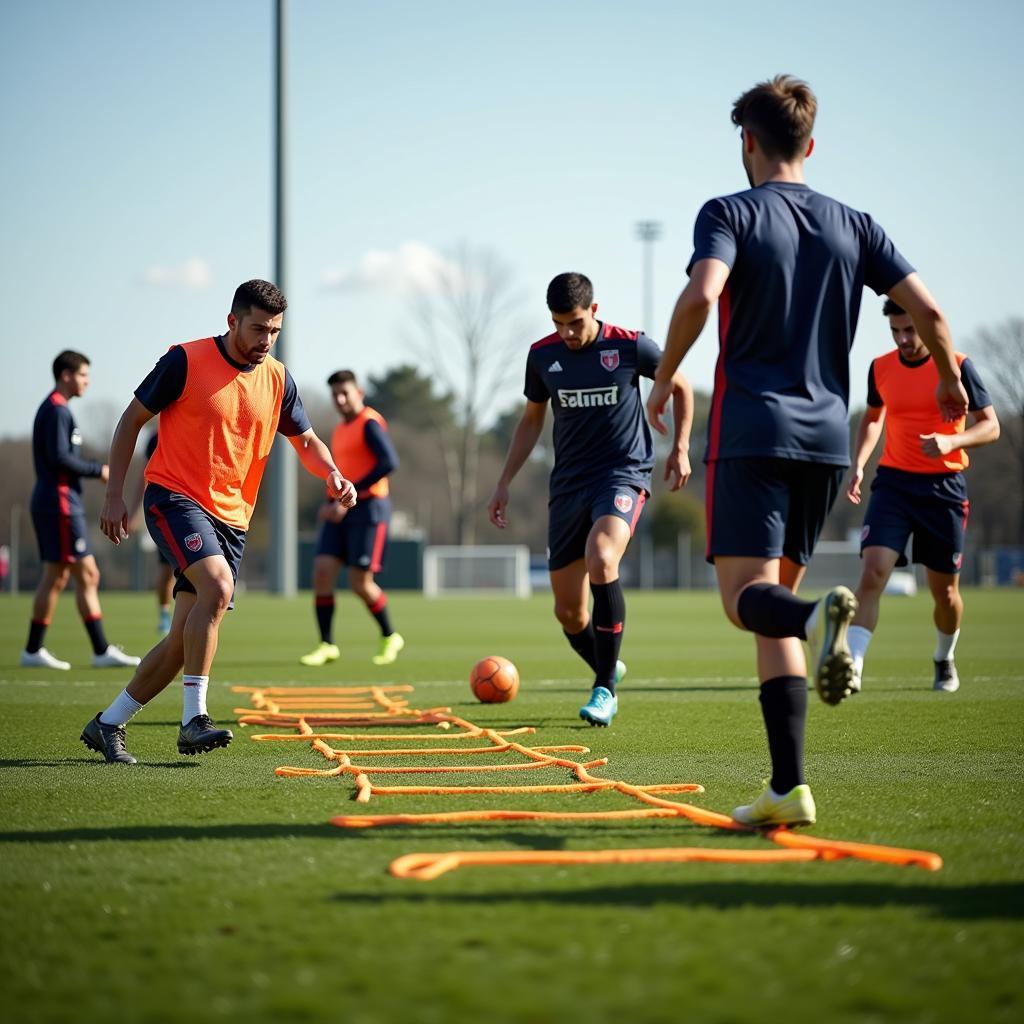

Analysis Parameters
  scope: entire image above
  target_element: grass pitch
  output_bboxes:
[2,588,1022,1023]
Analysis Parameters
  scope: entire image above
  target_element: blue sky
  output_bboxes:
[2,0,1021,442]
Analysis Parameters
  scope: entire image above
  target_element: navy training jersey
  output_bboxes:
[31,391,104,516]
[524,323,660,497]
[690,181,914,466]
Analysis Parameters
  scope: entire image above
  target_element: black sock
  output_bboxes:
[315,595,335,644]
[367,594,393,636]
[83,615,109,656]
[590,579,626,693]
[737,582,815,638]
[564,622,598,673]
[26,619,48,654]
[759,675,807,794]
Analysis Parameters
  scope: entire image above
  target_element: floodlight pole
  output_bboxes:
[635,220,662,590]
[635,220,662,334]
[269,0,297,595]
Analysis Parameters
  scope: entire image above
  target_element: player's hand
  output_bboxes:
[100,464,110,482]
[319,500,348,524]
[646,379,672,435]
[327,472,357,508]
[664,449,692,492]
[935,378,968,423]
[488,483,510,529]
[846,466,864,504]
[919,433,955,459]
[100,493,129,545]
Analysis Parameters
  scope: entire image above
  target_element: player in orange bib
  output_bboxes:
[845,299,1000,693]
[81,280,357,764]
[300,370,404,668]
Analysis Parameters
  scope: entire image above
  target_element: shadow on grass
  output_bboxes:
[0,758,198,770]
[327,880,1024,921]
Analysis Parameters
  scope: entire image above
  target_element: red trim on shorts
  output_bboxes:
[57,476,76,563]
[706,285,731,463]
[596,622,624,634]
[148,502,188,570]
[961,499,970,531]
[369,522,387,573]
[705,460,717,561]
[628,491,647,535]
[368,594,387,614]
[315,595,335,607]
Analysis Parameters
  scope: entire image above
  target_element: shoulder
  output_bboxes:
[529,331,562,352]
[601,324,640,343]
[364,406,388,430]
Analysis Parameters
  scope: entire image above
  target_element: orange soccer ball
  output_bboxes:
[469,656,520,703]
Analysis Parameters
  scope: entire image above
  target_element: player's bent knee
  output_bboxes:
[553,602,586,632]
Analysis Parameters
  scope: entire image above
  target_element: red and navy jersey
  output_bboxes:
[30,391,104,516]
[524,323,660,497]
[690,182,914,466]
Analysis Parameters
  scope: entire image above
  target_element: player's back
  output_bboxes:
[697,182,912,465]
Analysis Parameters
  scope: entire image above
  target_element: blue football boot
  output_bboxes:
[579,686,618,727]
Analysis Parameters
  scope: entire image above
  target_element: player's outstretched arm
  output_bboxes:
[487,400,547,529]
[648,258,730,433]
[663,371,693,491]
[887,274,967,421]
[288,429,357,507]
[101,398,155,544]
[846,405,885,504]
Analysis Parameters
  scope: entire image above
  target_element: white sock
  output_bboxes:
[182,674,209,724]
[848,626,873,675]
[935,629,960,662]
[100,689,144,727]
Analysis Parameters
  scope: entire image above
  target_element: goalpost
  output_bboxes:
[423,545,531,599]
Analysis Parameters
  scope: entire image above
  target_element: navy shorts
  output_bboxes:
[315,497,390,572]
[144,483,247,604]
[860,467,969,574]
[31,511,93,564]
[547,482,647,571]
[706,457,844,565]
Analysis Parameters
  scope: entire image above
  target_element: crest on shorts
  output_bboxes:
[600,349,620,372]
[952,551,963,569]
[614,493,634,514]
[860,525,870,543]
[184,532,203,553]
[74,537,87,553]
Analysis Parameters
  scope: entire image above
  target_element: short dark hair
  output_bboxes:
[546,272,593,313]
[327,369,358,387]
[882,298,906,317]
[52,350,90,380]
[731,74,817,160]
[231,279,287,318]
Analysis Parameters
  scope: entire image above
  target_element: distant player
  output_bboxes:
[127,426,174,635]
[488,272,693,727]
[647,75,968,827]
[21,351,141,671]
[846,299,999,693]
[300,369,404,667]
[83,279,356,764]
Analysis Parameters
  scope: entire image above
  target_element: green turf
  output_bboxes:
[2,588,1022,1023]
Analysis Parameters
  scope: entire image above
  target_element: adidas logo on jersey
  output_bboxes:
[557,385,619,408]
[549,360,563,372]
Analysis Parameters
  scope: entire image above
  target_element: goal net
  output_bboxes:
[423,545,531,598]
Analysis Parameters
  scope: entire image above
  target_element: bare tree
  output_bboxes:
[972,318,1024,540]
[406,244,527,544]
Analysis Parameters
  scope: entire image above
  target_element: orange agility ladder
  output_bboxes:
[232,684,942,879]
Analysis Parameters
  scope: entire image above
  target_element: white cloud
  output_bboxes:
[320,241,455,293]
[141,257,213,290]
